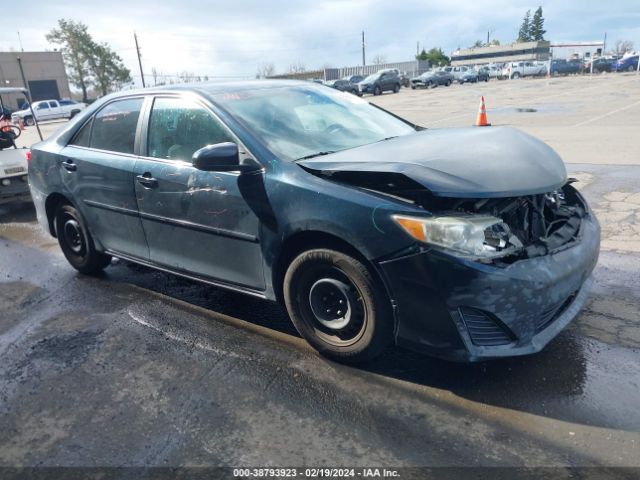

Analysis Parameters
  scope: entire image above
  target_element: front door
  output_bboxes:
[134,96,265,290]
[60,97,149,259]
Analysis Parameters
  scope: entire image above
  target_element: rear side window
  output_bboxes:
[147,97,233,161]
[69,119,93,147]
[90,98,143,154]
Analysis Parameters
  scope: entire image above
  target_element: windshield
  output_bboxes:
[214,85,416,161]
[362,73,379,83]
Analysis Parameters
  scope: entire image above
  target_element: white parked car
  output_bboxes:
[11,99,87,126]
[501,61,547,79]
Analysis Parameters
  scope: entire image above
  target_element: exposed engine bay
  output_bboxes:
[306,169,588,263]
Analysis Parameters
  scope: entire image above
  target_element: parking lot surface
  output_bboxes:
[1,74,639,469]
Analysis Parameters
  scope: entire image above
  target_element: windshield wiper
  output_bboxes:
[295,151,336,161]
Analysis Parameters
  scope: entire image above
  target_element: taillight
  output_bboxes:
[26,150,31,162]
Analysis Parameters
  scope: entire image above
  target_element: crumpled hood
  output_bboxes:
[298,127,567,198]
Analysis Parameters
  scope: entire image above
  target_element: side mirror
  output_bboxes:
[192,142,241,172]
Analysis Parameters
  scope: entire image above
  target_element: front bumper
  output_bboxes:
[378,214,600,362]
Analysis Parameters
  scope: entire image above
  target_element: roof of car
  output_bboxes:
[124,79,314,97]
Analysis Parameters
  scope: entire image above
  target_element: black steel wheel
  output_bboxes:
[55,203,112,274]
[283,249,393,363]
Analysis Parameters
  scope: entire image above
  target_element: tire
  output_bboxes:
[69,110,80,119]
[55,203,112,274]
[411,85,416,90]
[24,116,35,126]
[283,249,393,363]
[446,80,452,86]
[628,65,635,72]
[512,72,521,79]
[393,84,400,93]
[373,85,382,96]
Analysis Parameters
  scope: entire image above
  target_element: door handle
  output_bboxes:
[136,173,158,188]
[62,159,77,172]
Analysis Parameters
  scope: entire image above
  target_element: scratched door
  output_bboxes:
[133,96,265,290]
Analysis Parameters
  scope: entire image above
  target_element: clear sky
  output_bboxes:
[1,0,638,85]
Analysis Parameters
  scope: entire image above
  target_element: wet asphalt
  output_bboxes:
[0,163,639,469]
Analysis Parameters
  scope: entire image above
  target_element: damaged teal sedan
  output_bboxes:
[28,81,600,363]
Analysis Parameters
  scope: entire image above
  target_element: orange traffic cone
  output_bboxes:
[475,96,491,127]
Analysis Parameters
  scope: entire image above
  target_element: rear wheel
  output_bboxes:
[512,72,521,79]
[393,84,400,93]
[55,203,112,274]
[283,249,393,363]
[24,116,35,126]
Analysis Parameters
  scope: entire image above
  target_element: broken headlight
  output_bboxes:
[392,214,521,258]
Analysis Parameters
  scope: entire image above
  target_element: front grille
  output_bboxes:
[536,292,577,333]
[459,307,513,346]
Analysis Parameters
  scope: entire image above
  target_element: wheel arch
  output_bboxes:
[272,230,379,305]
[44,192,74,237]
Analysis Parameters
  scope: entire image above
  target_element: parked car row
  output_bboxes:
[324,70,403,96]
[324,53,639,97]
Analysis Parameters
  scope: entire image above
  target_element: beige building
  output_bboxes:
[451,41,551,66]
[0,51,71,110]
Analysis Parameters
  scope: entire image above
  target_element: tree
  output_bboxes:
[518,10,532,42]
[416,47,450,66]
[372,54,387,65]
[255,62,275,79]
[614,40,634,55]
[490,39,501,46]
[471,40,485,48]
[47,19,132,100]
[84,42,131,96]
[529,7,546,41]
[46,19,92,102]
[288,60,306,74]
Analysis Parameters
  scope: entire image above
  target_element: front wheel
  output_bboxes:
[283,249,393,363]
[373,85,382,96]
[55,203,112,274]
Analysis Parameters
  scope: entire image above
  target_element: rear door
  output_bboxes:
[60,97,149,259]
[134,95,265,290]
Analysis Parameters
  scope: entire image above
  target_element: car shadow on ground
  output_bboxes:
[103,261,629,431]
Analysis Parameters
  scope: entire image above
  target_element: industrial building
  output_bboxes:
[450,41,551,66]
[0,51,71,110]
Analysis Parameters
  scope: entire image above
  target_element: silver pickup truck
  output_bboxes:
[11,99,87,126]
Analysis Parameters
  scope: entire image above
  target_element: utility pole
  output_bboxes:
[361,31,366,76]
[17,31,24,52]
[417,41,419,57]
[134,32,146,88]
[602,32,607,55]
[487,30,490,46]
[16,57,43,141]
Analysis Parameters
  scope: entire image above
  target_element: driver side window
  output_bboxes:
[147,97,234,162]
